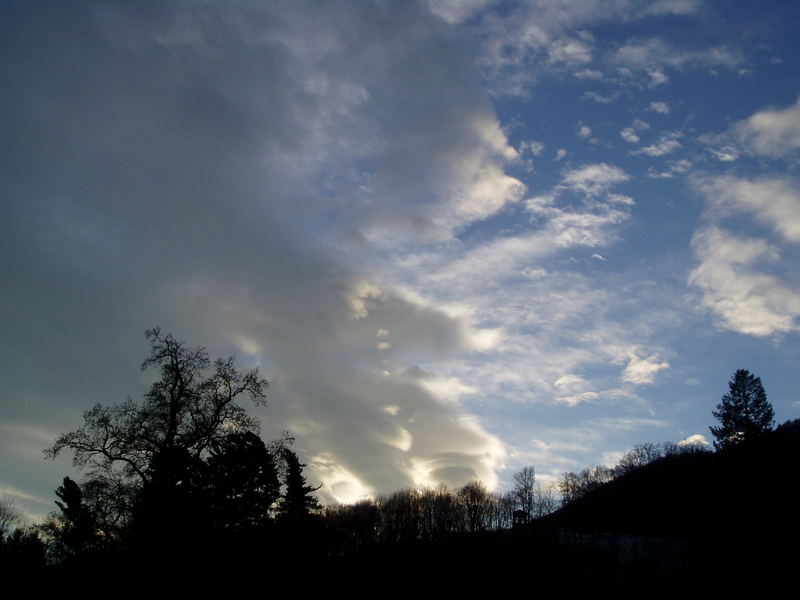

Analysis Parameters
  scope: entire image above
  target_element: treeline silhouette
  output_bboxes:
[1,333,797,590]
[6,421,796,589]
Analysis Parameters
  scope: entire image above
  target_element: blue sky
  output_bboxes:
[2,0,800,520]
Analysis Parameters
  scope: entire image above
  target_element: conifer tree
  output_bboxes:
[710,369,775,450]
[280,448,320,521]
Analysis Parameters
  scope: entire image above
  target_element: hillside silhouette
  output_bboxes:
[533,419,800,588]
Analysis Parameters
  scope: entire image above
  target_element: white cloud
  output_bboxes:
[734,96,800,158]
[472,1,703,96]
[646,159,692,178]
[678,433,709,447]
[555,148,568,160]
[574,69,604,80]
[426,0,498,24]
[612,38,743,71]
[649,101,671,114]
[640,0,701,17]
[689,227,800,336]
[578,123,592,138]
[647,67,669,87]
[560,163,630,196]
[695,175,800,243]
[519,140,545,156]
[583,91,619,104]
[548,38,593,65]
[620,351,670,384]
[632,132,683,156]
[707,146,739,162]
[620,128,640,143]
[687,174,800,335]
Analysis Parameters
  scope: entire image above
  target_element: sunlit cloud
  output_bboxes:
[689,227,800,336]
[733,96,800,158]
[631,132,683,156]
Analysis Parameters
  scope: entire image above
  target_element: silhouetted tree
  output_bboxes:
[615,441,680,476]
[558,465,615,506]
[46,328,269,487]
[279,448,321,522]
[45,329,270,561]
[495,491,517,530]
[206,431,280,530]
[48,476,97,559]
[459,480,491,533]
[710,369,775,450]
[0,497,22,541]
[324,499,381,554]
[130,444,209,558]
[79,474,136,543]
[533,482,558,518]
[0,527,46,572]
[511,466,536,524]
[420,484,462,539]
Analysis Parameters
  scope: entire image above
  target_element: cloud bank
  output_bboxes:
[0,0,520,503]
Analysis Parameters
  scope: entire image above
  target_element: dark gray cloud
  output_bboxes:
[1,0,508,514]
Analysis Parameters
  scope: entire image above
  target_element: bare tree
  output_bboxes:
[46,328,269,486]
[558,464,615,506]
[0,496,23,539]
[512,466,536,523]
[459,480,491,534]
[533,482,558,518]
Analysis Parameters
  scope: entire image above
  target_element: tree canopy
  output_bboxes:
[710,369,775,451]
[43,329,282,560]
[46,327,269,485]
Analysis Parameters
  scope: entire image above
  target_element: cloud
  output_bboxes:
[548,38,593,65]
[678,433,709,447]
[584,91,619,104]
[694,175,800,244]
[469,1,702,95]
[646,159,692,178]
[519,140,545,156]
[620,118,651,143]
[578,123,593,139]
[733,96,800,158]
[688,173,800,333]
[574,69,604,80]
[611,38,743,72]
[707,146,739,162]
[689,227,800,336]
[620,351,670,384]
[0,0,517,508]
[378,161,680,427]
[426,0,498,24]
[647,67,669,87]
[648,101,671,114]
[632,132,683,156]
[620,128,640,143]
[560,163,630,196]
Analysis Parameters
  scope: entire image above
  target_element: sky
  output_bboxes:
[2,0,800,522]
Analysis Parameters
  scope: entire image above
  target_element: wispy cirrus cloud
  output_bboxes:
[457,0,703,96]
[611,37,743,72]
